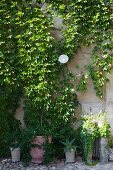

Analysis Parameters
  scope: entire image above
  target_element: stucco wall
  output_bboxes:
[15,98,25,128]
[68,45,105,117]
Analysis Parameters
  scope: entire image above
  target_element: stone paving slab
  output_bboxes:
[1,157,113,170]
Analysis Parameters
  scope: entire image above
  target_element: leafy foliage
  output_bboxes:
[0,0,79,163]
[99,121,111,137]
[0,0,113,163]
[81,116,99,163]
[61,139,78,153]
[81,114,111,163]
[48,0,113,98]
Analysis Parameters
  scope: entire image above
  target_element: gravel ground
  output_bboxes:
[0,157,113,170]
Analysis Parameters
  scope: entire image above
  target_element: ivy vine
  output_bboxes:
[48,0,113,98]
[81,114,110,164]
[0,0,113,160]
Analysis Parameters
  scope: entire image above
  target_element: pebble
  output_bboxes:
[0,157,113,170]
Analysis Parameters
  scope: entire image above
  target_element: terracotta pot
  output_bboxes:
[30,135,52,164]
[10,147,20,162]
[30,136,45,164]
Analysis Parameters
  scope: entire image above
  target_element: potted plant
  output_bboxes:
[80,115,99,164]
[20,126,53,166]
[23,102,53,164]
[6,120,21,163]
[30,128,50,164]
[61,139,78,163]
[10,141,21,163]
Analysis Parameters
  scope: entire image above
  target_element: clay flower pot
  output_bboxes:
[30,136,45,164]
[30,135,52,164]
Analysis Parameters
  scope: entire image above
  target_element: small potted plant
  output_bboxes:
[61,139,78,163]
[6,120,21,163]
[10,141,21,163]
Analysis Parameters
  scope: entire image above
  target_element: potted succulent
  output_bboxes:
[61,139,78,163]
[7,120,21,163]
[4,118,21,162]
[10,141,21,163]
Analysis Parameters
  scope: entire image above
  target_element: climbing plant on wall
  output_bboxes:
[0,0,79,159]
[0,0,113,159]
[0,1,23,156]
[47,0,113,98]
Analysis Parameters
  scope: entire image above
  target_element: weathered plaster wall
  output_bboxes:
[15,98,25,128]
[68,46,105,115]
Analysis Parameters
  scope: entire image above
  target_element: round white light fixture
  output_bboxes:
[58,54,69,64]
